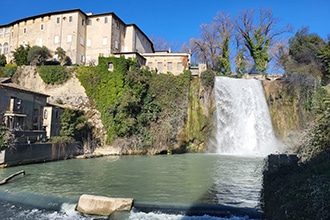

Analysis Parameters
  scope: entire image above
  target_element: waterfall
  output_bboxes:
[213,76,279,156]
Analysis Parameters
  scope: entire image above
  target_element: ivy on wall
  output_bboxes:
[77,56,191,152]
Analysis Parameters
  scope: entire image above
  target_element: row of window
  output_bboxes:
[52,35,119,48]
[55,16,111,26]
[148,62,183,72]
[0,34,118,55]
[0,28,10,38]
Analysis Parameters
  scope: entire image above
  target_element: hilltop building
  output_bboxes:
[0,9,191,75]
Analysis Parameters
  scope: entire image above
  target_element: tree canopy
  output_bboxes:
[280,27,328,81]
[190,8,291,75]
[27,45,51,66]
[13,45,30,66]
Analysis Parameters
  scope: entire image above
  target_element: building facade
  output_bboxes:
[0,78,48,131]
[0,9,191,74]
[0,78,63,143]
[42,105,64,139]
[0,9,154,66]
[142,50,191,76]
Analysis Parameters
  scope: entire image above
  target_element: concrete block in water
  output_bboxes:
[76,194,133,216]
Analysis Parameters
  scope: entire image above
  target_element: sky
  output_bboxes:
[1,0,329,48]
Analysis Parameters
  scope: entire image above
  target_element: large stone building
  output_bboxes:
[0,9,191,75]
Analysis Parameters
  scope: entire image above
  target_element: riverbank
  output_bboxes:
[76,146,121,159]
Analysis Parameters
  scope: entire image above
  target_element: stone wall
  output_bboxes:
[2,143,83,167]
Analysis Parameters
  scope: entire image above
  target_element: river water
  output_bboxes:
[0,154,265,219]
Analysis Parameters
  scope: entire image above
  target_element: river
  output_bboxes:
[0,154,265,219]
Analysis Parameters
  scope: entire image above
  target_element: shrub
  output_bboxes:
[37,65,73,85]
[0,126,15,151]
[200,70,216,88]
[27,45,51,65]
[0,54,7,66]
[4,65,17,77]
[0,65,17,77]
[13,45,30,66]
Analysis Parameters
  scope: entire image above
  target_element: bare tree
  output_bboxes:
[268,38,290,73]
[179,41,190,53]
[150,35,179,51]
[235,8,292,74]
[214,11,234,75]
[190,11,234,73]
[190,22,221,70]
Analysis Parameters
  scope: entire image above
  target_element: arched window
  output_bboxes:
[0,43,2,55]
[3,42,9,54]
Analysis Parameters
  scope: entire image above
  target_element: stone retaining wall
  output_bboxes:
[1,143,83,167]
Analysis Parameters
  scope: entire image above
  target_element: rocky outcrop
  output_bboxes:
[13,66,88,106]
[262,75,315,146]
[76,194,133,216]
[13,66,106,145]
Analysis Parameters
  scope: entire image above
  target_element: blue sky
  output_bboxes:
[1,0,329,47]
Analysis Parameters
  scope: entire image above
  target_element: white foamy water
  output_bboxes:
[213,77,280,156]
[127,211,250,220]
[0,201,99,220]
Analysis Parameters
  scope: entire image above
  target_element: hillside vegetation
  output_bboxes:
[77,56,198,154]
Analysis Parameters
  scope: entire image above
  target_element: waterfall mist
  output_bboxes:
[211,77,280,156]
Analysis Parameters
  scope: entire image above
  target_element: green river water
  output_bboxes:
[0,154,265,219]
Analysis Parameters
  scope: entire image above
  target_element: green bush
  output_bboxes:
[200,70,216,88]
[13,45,30,66]
[0,66,17,77]
[27,45,51,65]
[51,136,75,145]
[60,108,92,143]
[37,65,73,85]
[0,126,15,151]
[0,54,6,66]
